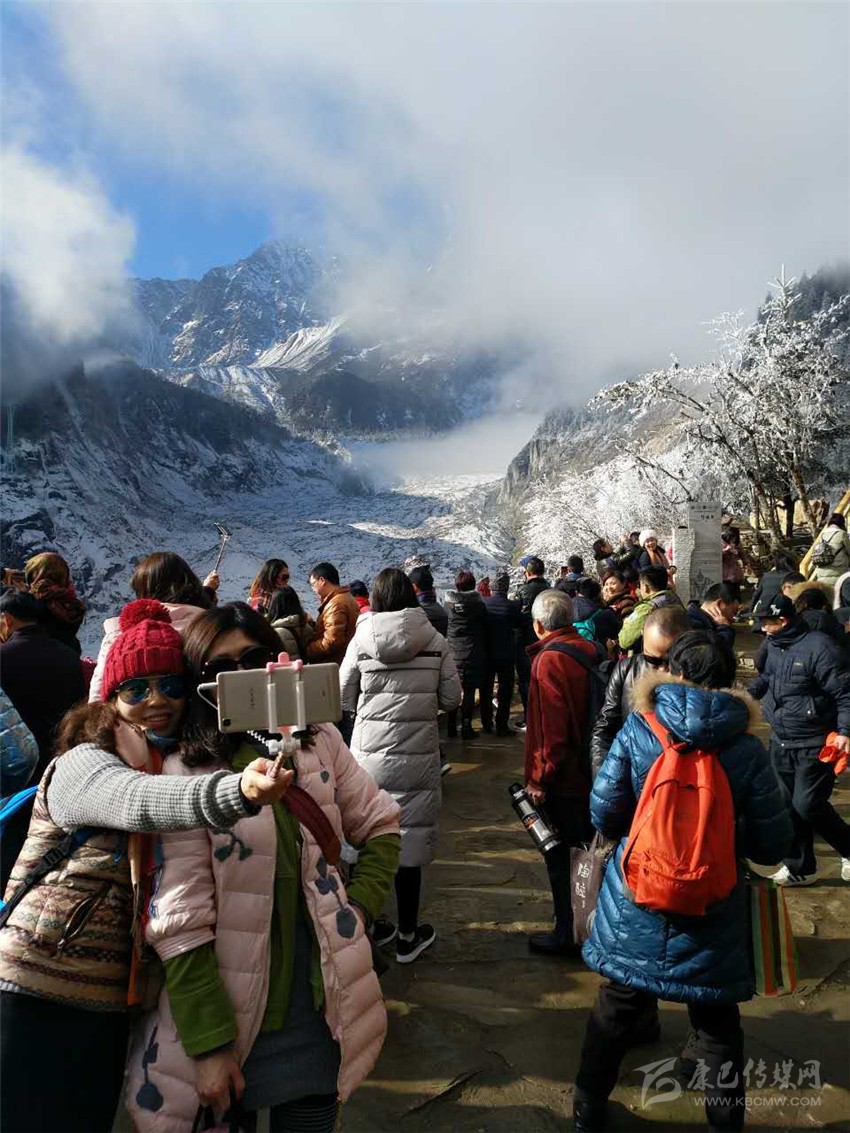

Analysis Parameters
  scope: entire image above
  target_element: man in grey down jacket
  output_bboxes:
[340,568,461,964]
[749,594,850,886]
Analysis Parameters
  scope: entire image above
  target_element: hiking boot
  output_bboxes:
[771,864,818,886]
[396,924,436,964]
[573,1099,607,1132]
[371,918,397,948]
[528,931,582,958]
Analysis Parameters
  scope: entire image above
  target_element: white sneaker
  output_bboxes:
[770,864,818,887]
[840,858,850,881]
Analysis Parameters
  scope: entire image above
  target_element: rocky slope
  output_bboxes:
[1,363,507,652]
[129,241,502,437]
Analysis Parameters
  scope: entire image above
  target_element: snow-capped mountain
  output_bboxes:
[129,241,502,437]
[1,362,508,653]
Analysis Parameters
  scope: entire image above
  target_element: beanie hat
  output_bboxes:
[101,599,185,702]
[639,529,658,547]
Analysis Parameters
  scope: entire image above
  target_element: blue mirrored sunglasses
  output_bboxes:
[115,674,187,705]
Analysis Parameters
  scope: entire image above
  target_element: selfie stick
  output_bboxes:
[255,654,308,763]
[211,521,231,573]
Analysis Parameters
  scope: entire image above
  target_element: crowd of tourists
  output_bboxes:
[0,514,847,1133]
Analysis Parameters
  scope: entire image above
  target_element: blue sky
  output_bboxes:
[2,2,305,280]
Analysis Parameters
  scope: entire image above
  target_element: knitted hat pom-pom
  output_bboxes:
[119,598,171,631]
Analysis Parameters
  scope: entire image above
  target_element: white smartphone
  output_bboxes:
[214,664,341,733]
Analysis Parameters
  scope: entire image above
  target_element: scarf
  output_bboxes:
[28,579,86,628]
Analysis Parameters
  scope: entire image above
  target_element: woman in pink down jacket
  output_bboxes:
[126,603,400,1133]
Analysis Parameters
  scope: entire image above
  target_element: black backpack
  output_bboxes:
[540,641,609,776]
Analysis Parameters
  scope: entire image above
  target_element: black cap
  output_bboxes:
[756,594,795,622]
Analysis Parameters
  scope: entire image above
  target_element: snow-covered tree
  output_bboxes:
[593,273,850,544]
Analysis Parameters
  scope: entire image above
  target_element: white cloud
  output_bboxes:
[26,2,850,401]
[1,144,135,344]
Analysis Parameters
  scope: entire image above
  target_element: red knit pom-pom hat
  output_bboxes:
[101,599,185,702]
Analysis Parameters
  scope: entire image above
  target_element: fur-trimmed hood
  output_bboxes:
[786,579,835,606]
[631,670,762,749]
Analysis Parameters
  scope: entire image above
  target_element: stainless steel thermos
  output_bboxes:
[508,783,561,855]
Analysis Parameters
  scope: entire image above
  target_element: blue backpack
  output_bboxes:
[0,787,95,922]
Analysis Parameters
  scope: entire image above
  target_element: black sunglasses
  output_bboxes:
[643,653,668,669]
[200,645,273,683]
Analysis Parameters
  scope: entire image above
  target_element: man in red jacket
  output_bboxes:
[525,588,599,956]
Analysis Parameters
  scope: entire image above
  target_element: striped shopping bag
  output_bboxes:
[749,877,799,996]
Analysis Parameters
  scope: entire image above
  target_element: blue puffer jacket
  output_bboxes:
[583,674,792,1005]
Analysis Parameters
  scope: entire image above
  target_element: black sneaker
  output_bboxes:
[461,726,479,740]
[396,924,436,964]
[495,725,513,737]
[513,717,527,732]
[371,918,397,948]
[440,760,452,777]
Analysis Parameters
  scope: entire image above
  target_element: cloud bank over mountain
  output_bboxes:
[6,2,849,406]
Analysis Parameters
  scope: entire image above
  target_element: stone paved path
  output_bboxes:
[341,728,850,1131]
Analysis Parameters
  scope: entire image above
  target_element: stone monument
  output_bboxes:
[672,502,722,601]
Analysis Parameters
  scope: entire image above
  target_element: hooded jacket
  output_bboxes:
[270,614,315,661]
[584,674,792,1004]
[340,608,461,867]
[89,603,205,703]
[444,589,489,685]
[748,621,850,742]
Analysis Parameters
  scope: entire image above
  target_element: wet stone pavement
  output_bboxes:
[341,727,850,1132]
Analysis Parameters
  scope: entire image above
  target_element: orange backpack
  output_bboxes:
[621,710,737,917]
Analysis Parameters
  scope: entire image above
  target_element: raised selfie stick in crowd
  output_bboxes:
[211,521,232,574]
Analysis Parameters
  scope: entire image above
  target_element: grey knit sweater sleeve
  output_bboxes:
[46,744,253,833]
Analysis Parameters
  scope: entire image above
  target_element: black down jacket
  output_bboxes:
[444,589,489,685]
[748,621,850,743]
[482,593,521,666]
